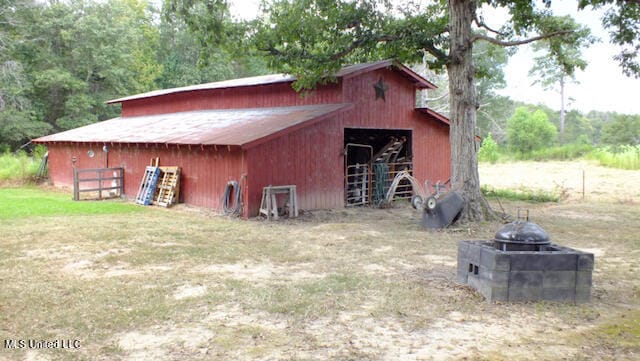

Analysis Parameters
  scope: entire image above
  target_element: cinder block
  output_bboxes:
[484,269,509,288]
[467,274,487,292]
[576,271,593,287]
[543,271,576,288]
[493,253,511,271]
[480,246,511,271]
[575,287,592,303]
[508,287,542,301]
[467,243,481,264]
[510,253,577,271]
[539,253,578,271]
[577,253,595,270]
[509,271,543,288]
[542,287,575,302]
[457,267,469,284]
[458,240,471,254]
[487,287,508,302]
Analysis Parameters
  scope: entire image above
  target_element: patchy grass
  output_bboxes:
[481,185,561,203]
[1,182,639,360]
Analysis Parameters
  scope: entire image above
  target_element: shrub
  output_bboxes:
[507,107,557,154]
[478,133,500,163]
[0,150,43,182]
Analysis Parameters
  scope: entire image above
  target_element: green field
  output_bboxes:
[0,187,143,219]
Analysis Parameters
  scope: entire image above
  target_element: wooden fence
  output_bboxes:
[73,167,124,201]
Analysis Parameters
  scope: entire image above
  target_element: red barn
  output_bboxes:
[34,60,451,217]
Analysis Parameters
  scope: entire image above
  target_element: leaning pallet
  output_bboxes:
[154,166,181,207]
[135,166,160,205]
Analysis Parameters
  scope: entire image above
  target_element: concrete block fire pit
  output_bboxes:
[457,215,594,303]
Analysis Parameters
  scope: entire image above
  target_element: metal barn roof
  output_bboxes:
[107,60,436,104]
[34,104,351,148]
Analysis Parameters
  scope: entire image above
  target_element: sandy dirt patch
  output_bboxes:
[480,160,640,201]
[193,261,327,283]
[173,284,207,300]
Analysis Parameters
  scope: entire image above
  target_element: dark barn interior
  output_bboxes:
[343,128,414,206]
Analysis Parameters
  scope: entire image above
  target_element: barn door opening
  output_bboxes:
[344,128,413,207]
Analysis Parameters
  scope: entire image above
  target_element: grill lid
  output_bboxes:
[494,220,551,245]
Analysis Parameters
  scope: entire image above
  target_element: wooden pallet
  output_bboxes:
[135,166,160,205]
[154,166,180,207]
[373,137,406,163]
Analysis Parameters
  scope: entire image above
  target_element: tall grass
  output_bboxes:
[590,145,640,170]
[0,151,42,181]
[520,143,594,161]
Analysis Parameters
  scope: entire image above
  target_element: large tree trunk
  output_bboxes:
[447,0,488,222]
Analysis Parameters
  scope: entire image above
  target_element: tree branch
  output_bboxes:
[472,30,572,47]
[421,41,448,63]
[474,14,505,37]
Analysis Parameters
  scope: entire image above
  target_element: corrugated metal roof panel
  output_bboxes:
[107,60,436,104]
[107,73,296,104]
[34,104,350,146]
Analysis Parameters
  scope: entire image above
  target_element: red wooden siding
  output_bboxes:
[46,143,244,210]
[121,82,342,117]
[244,114,345,217]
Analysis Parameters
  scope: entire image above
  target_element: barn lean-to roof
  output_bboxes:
[106,60,437,104]
[33,104,352,149]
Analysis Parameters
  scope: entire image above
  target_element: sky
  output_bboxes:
[229,1,640,115]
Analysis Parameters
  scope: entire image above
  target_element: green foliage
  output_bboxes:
[517,143,594,161]
[0,108,52,149]
[477,95,516,143]
[478,133,501,163]
[563,111,595,144]
[481,185,560,203]
[590,146,640,170]
[0,187,142,219]
[0,0,270,151]
[0,151,41,181]
[579,0,640,77]
[529,16,593,87]
[599,114,640,146]
[255,0,448,90]
[507,107,558,153]
[5,0,162,142]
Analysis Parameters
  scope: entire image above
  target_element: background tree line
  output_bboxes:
[0,0,268,151]
[1,0,638,153]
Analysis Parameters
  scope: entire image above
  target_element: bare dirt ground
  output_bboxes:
[1,161,639,361]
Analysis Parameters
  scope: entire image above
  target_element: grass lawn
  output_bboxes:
[0,187,143,219]
[1,167,639,360]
